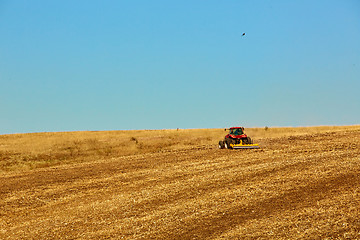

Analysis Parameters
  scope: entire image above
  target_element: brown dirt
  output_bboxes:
[1,127,360,239]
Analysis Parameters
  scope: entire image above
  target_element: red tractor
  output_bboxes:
[218,127,259,149]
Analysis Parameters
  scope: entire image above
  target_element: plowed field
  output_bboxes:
[1,126,360,239]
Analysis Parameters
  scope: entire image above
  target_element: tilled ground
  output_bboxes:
[1,130,360,239]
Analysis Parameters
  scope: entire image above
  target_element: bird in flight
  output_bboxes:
[241,33,246,37]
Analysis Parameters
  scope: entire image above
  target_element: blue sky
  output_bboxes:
[1,0,359,134]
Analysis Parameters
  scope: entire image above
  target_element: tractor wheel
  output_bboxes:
[224,139,233,149]
[218,141,225,149]
[243,137,252,144]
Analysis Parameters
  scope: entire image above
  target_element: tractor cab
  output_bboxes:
[226,127,247,139]
[229,127,244,136]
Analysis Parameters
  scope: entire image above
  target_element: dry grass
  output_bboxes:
[1,126,357,173]
[0,129,223,172]
[1,125,360,239]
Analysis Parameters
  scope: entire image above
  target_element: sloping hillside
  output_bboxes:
[1,126,360,239]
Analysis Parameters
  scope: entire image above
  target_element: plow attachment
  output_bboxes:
[218,140,260,149]
[231,143,260,149]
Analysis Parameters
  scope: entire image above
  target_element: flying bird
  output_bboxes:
[241,33,246,37]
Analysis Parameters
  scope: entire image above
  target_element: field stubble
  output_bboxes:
[0,126,360,239]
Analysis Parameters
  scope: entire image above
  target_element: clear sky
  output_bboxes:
[1,0,359,134]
